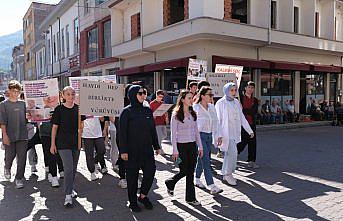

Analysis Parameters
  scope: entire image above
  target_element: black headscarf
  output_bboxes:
[128,85,143,107]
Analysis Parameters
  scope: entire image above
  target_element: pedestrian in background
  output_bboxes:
[193,86,223,194]
[0,80,28,189]
[215,82,254,186]
[119,85,161,212]
[51,86,84,207]
[165,89,204,206]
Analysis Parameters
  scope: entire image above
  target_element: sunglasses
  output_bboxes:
[137,91,146,96]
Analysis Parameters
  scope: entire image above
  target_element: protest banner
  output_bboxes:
[215,64,244,87]
[22,78,59,122]
[206,72,237,97]
[69,75,117,104]
[79,80,124,117]
[187,58,207,81]
[153,104,174,117]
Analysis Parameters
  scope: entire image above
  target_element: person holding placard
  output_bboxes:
[165,90,204,206]
[119,85,161,212]
[0,80,28,189]
[215,82,254,186]
[193,86,223,194]
[150,90,168,155]
[50,86,84,207]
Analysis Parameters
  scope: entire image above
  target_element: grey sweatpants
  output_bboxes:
[83,137,106,173]
[4,141,28,180]
[58,149,80,195]
[109,130,119,168]
[156,125,167,148]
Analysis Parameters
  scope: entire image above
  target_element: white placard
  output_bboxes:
[206,72,237,97]
[187,58,207,81]
[215,64,244,87]
[79,80,124,117]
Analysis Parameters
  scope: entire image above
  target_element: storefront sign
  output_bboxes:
[215,64,244,87]
[79,80,124,117]
[187,59,207,81]
[69,75,117,104]
[206,72,237,97]
[153,104,174,117]
[22,78,59,122]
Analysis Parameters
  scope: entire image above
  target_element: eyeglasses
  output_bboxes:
[205,93,214,98]
[137,91,145,96]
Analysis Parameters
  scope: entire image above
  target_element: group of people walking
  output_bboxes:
[0,78,260,212]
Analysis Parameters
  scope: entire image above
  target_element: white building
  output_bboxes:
[39,0,81,88]
[108,0,343,114]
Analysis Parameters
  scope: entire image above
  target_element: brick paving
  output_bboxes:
[0,126,343,221]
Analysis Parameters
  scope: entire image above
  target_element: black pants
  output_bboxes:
[165,142,198,202]
[126,155,156,205]
[117,157,127,180]
[237,124,257,162]
[27,130,44,165]
[83,137,106,173]
[41,136,63,177]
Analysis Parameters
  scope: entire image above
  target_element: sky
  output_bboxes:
[0,0,60,37]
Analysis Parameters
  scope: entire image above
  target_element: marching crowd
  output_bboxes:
[0,79,259,212]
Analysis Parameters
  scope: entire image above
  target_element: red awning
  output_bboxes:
[143,56,195,73]
[269,60,311,71]
[310,65,342,73]
[212,56,271,70]
[116,66,144,76]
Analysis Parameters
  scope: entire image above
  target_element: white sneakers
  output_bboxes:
[51,177,60,188]
[101,167,108,174]
[138,179,142,189]
[195,179,206,189]
[59,171,64,179]
[223,174,237,186]
[90,172,99,181]
[45,166,49,173]
[4,168,11,180]
[247,161,260,169]
[209,185,223,194]
[15,179,24,189]
[64,195,73,207]
[118,179,127,189]
[48,173,53,183]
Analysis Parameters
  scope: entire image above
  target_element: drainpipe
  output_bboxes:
[50,25,53,78]
[58,17,62,79]
[268,0,272,45]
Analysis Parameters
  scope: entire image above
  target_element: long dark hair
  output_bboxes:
[196,86,212,104]
[173,89,197,123]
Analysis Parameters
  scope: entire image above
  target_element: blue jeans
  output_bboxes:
[195,132,214,186]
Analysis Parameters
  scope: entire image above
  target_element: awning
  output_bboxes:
[269,60,311,71]
[143,56,195,72]
[310,65,342,73]
[116,56,195,76]
[212,56,271,70]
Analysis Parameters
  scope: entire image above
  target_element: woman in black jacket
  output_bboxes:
[119,85,161,212]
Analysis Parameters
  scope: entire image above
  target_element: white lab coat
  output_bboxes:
[215,97,253,152]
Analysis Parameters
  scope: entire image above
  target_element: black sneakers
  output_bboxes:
[138,196,153,210]
[129,203,142,213]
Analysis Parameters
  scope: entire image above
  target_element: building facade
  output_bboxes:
[23,2,56,81]
[11,44,25,82]
[39,0,81,89]
[79,0,119,77]
[107,0,343,113]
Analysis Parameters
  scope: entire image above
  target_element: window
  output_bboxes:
[66,25,70,57]
[294,7,299,33]
[95,0,107,5]
[87,27,98,62]
[131,13,141,39]
[84,0,89,14]
[103,20,112,58]
[61,28,65,59]
[57,31,61,59]
[170,0,185,25]
[271,1,277,29]
[74,18,79,53]
[315,12,319,37]
[53,35,56,62]
[47,39,51,64]
[232,0,248,24]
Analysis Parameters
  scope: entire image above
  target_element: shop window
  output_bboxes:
[239,67,253,95]
[164,68,187,103]
[330,74,338,103]
[127,73,154,97]
[232,0,248,24]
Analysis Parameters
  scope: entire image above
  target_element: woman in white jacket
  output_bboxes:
[215,82,254,186]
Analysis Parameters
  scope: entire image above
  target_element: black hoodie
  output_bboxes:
[119,85,160,160]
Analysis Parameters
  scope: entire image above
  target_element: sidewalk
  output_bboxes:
[0,126,342,221]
